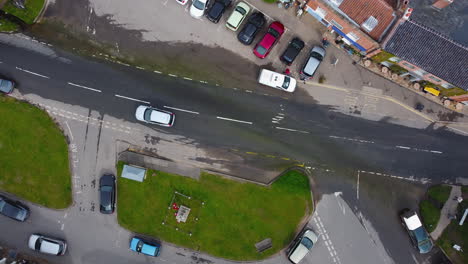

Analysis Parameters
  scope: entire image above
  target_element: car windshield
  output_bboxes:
[311,51,323,61]
[255,45,267,55]
[0,200,5,211]
[268,28,279,38]
[143,109,152,121]
[236,6,246,15]
[193,0,205,10]
[413,226,428,242]
[282,76,291,89]
[301,237,314,249]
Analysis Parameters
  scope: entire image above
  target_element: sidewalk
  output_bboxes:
[430,185,462,240]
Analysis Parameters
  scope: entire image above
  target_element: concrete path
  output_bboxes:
[430,185,462,240]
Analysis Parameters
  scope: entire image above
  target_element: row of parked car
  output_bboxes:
[177,0,326,93]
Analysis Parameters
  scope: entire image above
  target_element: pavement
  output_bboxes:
[430,185,462,240]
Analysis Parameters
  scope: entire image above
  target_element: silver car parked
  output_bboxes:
[288,229,318,263]
[300,46,325,80]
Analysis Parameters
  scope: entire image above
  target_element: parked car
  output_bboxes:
[190,0,209,18]
[130,237,161,257]
[176,0,189,5]
[0,194,29,222]
[135,105,175,127]
[400,209,433,254]
[288,229,318,264]
[28,234,67,256]
[99,174,116,214]
[225,2,250,31]
[253,21,285,59]
[237,12,266,45]
[0,78,15,94]
[280,37,305,65]
[258,69,296,93]
[300,46,325,79]
[206,0,231,23]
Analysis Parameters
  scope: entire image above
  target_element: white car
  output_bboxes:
[190,0,209,18]
[28,234,67,256]
[176,0,189,5]
[135,105,175,127]
[258,69,296,93]
[288,229,318,263]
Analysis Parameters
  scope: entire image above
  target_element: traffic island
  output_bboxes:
[0,96,71,208]
[116,161,313,260]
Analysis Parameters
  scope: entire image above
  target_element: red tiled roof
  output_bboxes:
[338,0,396,41]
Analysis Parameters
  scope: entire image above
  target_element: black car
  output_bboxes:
[206,0,231,23]
[280,37,305,65]
[99,174,116,214]
[0,194,29,221]
[237,12,266,45]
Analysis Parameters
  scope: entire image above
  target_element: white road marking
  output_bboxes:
[61,223,64,230]
[67,82,102,93]
[168,73,178,77]
[396,145,411,149]
[216,116,253,125]
[154,70,162,74]
[163,106,199,115]
[115,94,150,104]
[359,170,431,184]
[64,213,68,219]
[183,77,193,81]
[330,135,374,144]
[136,66,145,70]
[356,170,360,200]
[275,126,310,134]
[245,90,253,93]
[430,150,443,154]
[15,66,50,79]
[65,121,74,141]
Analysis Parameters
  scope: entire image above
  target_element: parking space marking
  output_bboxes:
[163,106,199,115]
[114,94,150,104]
[216,116,253,125]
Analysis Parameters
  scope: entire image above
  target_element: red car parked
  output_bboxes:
[253,21,285,59]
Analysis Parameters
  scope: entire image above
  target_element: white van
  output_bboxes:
[258,69,296,93]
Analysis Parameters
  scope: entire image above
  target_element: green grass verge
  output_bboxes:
[117,162,312,260]
[0,18,19,32]
[419,200,440,233]
[370,50,395,63]
[439,87,468,97]
[2,0,45,24]
[428,185,452,205]
[437,199,468,264]
[0,96,71,208]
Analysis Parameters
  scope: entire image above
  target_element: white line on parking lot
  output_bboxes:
[275,126,310,134]
[15,66,50,79]
[67,82,102,93]
[163,106,199,115]
[216,116,253,125]
[114,94,150,104]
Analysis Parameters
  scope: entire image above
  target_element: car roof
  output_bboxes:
[38,237,61,254]
[130,237,159,256]
[150,109,171,124]
[289,230,317,263]
[259,33,276,48]
[404,213,423,230]
[303,56,321,76]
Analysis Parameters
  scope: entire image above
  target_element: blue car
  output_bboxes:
[129,237,161,257]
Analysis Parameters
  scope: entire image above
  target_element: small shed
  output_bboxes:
[122,164,146,182]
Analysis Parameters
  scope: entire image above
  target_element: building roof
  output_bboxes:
[384,20,468,90]
[337,0,396,41]
[122,164,146,182]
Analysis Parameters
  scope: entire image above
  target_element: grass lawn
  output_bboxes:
[370,50,395,63]
[117,162,312,260]
[0,96,71,208]
[437,198,468,264]
[439,87,467,97]
[2,0,45,24]
[0,18,19,32]
[420,200,440,233]
[428,185,452,205]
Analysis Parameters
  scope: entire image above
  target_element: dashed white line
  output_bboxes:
[15,66,50,79]
[183,77,193,81]
[114,94,150,104]
[168,74,178,77]
[275,126,310,134]
[245,90,253,93]
[396,145,411,149]
[136,66,145,70]
[216,116,253,125]
[60,223,65,230]
[430,150,443,154]
[163,106,199,115]
[67,82,102,93]
[154,70,162,74]
[356,170,360,200]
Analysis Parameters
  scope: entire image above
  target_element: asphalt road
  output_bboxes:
[0,37,462,264]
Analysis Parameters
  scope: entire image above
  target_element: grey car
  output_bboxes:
[0,194,30,222]
[99,174,116,214]
[300,46,325,80]
[0,78,14,94]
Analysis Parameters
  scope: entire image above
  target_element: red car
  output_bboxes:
[253,21,285,59]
